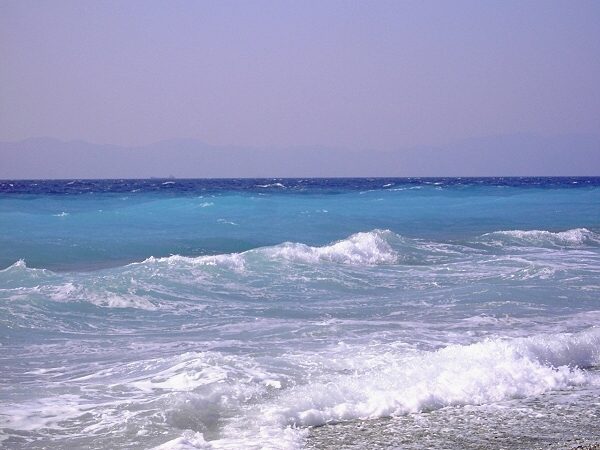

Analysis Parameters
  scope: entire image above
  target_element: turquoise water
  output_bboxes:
[1,178,600,449]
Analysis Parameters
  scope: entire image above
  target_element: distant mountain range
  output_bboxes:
[1,133,599,178]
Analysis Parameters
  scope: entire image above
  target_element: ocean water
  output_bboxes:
[1,177,599,449]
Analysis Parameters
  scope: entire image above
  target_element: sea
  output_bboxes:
[1,177,599,450]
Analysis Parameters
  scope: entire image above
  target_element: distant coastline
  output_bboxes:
[2,133,599,179]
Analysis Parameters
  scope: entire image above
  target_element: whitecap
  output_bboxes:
[256,183,286,188]
[261,328,600,428]
[261,230,398,265]
[483,228,600,247]
[217,218,238,226]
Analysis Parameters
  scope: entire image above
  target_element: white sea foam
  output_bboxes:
[0,259,28,272]
[134,227,599,277]
[483,228,600,247]
[153,432,211,450]
[41,282,159,310]
[88,292,158,310]
[152,428,305,450]
[142,253,246,271]
[256,182,286,188]
[0,260,52,283]
[0,261,164,311]
[260,328,600,428]
[129,356,230,392]
[262,230,398,265]
[2,329,599,449]
[141,230,398,269]
[0,394,89,431]
[146,329,600,449]
[216,218,238,226]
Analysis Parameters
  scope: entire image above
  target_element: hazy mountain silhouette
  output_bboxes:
[1,133,598,179]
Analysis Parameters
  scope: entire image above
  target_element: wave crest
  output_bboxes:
[151,329,600,448]
[143,230,399,269]
[482,228,599,247]
[262,230,398,265]
[264,328,600,428]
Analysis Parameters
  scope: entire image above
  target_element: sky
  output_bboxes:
[1,0,599,175]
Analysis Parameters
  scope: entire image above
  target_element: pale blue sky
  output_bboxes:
[1,0,599,154]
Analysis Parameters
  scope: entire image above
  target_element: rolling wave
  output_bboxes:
[142,230,399,268]
[481,227,600,247]
[265,329,600,428]
[3,227,598,278]
[2,228,599,316]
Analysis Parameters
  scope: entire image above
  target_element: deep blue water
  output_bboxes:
[1,177,599,270]
[1,178,600,449]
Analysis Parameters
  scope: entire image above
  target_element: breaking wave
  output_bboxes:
[144,230,399,268]
[146,328,600,449]
[261,230,398,265]
[482,228,600,247]
[262,329,600,429]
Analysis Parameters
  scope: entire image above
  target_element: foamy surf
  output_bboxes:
[141,230,399,268]
[482,228,600,247]
[3,329,597,449]
[265,329,599,427]
[261,230,398,265]
[115,329,600,449]
[3,228,600,316]
[2,178,600,450]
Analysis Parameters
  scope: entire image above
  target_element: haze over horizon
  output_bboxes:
[1,0,599,176]
[2,132,599,178]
